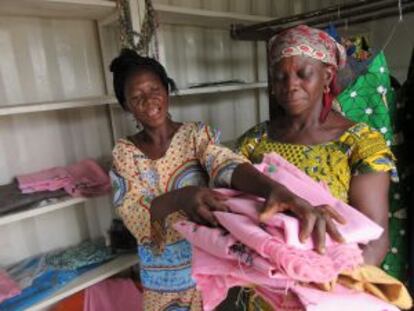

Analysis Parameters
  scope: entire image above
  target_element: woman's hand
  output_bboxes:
[177,186,230,226]
[260,185,346,254]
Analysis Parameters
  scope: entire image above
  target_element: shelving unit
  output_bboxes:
[0,82,267,116]
[0,96,117,116]
[154,3,273,28]
[0,0,271,309]
[0,197,88,226]
[26,253,138,311]
[0,0,116,19]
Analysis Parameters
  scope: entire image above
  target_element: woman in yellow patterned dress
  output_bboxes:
[109,49,344,311]
[237,25,397,310]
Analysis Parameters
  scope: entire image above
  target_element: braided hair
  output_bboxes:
[110,49,177,110]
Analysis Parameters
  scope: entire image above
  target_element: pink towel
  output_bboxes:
[17,159,110,198]
[0,269,21,304]
[84,278,143,311]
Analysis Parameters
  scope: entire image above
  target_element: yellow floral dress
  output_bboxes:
[110,122,247,311]
[236,121,397,310]
[237,121,397,203]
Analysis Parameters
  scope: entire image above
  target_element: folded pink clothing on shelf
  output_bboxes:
[16,159,111,198]
[84,278,143,311]
[17,167,70,193]
[0,269,21,304]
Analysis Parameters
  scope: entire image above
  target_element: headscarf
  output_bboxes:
[268,25,347,122]
[269,25,347,69]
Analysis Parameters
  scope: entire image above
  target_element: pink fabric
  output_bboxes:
[0,269,21,304]
[256,153,383,246]
[84,278,143,311]
[191,247,292,311]
[173,153,392,310]
[17,159,110,198]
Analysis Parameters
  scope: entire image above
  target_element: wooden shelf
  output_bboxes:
[155,4,273,28]
[26,253,139,311]
[0,0,116,19]
[173,82,267,96]
[0,197,89,226]
[0,96,117,116]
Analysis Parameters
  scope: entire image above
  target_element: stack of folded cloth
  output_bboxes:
[174,153,412,311]
[17,159,111,198]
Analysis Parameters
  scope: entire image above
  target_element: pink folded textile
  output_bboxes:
[173,152,392,310]
[17,159,111,198]
[191,247,293,311]
[213,211,361,283]
[174,220,280,278]
[84,278,143,311]
[17,167,70,193]
[0,269,21,304]
[256,153,383,246]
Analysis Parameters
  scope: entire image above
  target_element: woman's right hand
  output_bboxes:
[178,186,230,226]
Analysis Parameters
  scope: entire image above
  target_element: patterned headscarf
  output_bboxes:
[269,25,347,69]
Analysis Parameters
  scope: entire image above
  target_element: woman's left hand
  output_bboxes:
[260,185,347,254]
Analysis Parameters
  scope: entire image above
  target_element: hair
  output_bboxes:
[109,49,177,110]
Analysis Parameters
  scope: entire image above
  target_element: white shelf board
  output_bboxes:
[0,0,116,19]
[0,96,117,116]
[0,83,267,115]
[0,196,88,226]
[155,4,273,27]
[26,253,139,311]
[173,82,267,96]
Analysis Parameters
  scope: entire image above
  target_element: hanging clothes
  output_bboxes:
[335,51,408,281]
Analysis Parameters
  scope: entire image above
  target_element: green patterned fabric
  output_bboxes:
[337,52,394,145]
[336,51,408,281]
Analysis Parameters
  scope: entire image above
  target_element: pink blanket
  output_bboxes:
[17,159,111,198]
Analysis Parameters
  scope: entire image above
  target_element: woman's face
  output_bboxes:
[124,70,169,129]
[272,56,333,116]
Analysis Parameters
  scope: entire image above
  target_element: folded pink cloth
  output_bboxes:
[17,167,70,193]
[17,159,110,198]
[84,278,143,311]
[173,152,391,310]
[256,153,383,246]
[0,269,21,304]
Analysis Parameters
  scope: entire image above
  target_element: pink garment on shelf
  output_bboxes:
[17,167,70,193]
[84,278,143,311]
[0,269,21,304]
[64,160,111,197]
[17,159,110,198]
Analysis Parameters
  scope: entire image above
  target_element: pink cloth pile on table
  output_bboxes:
[17,159,111,198]
[174,153,398,311]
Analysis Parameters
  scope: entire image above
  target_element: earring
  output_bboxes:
[324,85,330,94]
